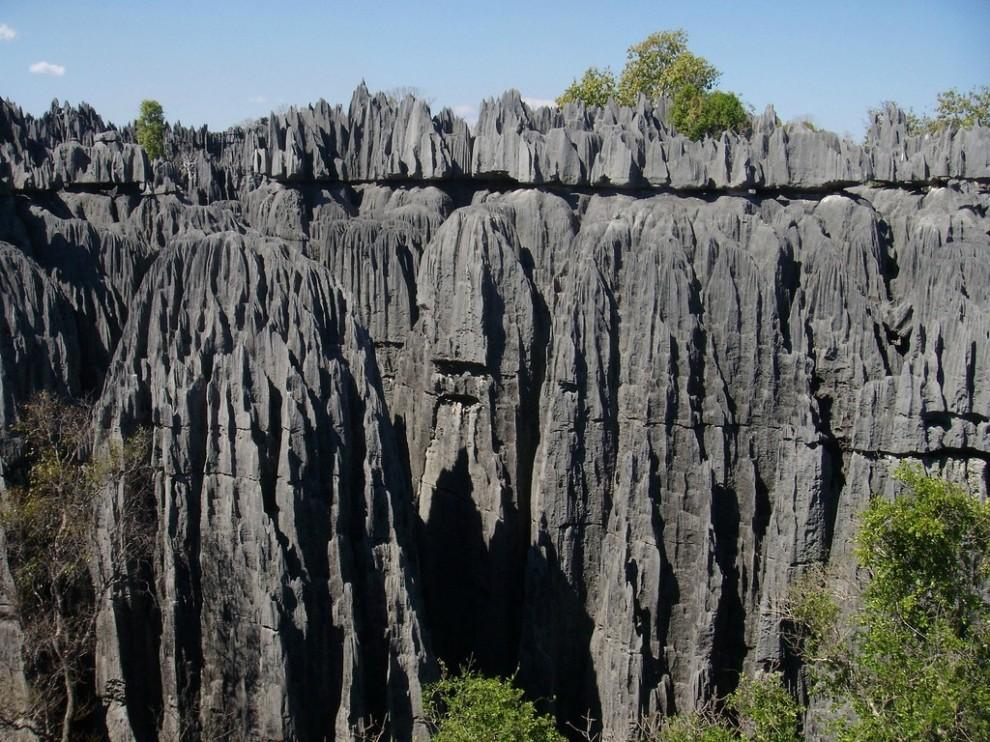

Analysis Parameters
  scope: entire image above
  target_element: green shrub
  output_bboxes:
[426,666,565,742]
[557,66,618,108]
[135,99,166,159]
[616,29,718,106]
[671,87,750,140]
[727,673,801,742]
[787,464,990,741]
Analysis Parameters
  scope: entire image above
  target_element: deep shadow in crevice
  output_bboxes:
[518,523,602,740]
[710,484,746,699]
[420,449,521,678]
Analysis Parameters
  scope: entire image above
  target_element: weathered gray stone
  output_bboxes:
[1,89,988,742]
[93,231,432,741]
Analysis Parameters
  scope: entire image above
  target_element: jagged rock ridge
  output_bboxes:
[0,89,988,741]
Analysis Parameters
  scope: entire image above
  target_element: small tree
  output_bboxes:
[787,464,990,741]
[0,393,153,742]
[426,665,565,742]
[617,30,718,106]
[927,85,990,132]
[135,99,166,160]
[727,673,802,742]
[557,67,618,108]
[872,85,990,136]
[671,88,750,140]
[557,29,750,140]
[645,673,799,742]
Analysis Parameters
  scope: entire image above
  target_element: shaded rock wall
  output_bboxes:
[0,90,988,741]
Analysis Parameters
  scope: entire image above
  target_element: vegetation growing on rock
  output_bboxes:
[786,464,990,741]
[557,29,749,139]
[135,98,166,159]
[426,665,565,742]
[0,394,152,742]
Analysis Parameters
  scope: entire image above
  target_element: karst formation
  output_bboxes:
[0,86,988,740]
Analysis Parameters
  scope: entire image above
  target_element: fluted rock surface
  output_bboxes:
[93,231,431,741]
[5,91,990,196]
[0,89,988,741]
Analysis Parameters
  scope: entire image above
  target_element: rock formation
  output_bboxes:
[0,88,988,741]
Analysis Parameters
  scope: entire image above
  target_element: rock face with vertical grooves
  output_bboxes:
[393,203,542,678]
[93,231,431,741]
[0,90,988,741]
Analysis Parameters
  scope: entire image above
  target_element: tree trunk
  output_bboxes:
[60,667,75,742]
[54,599,75,742]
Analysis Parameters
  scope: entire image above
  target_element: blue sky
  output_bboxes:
[1,0,987,137]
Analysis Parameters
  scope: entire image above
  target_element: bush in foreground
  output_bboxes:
[426,666,564,742]
[787,463,990,741]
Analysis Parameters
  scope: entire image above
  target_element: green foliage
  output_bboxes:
[556,66,618,108]
[0,393,153,740]
[671,88,750,140]
[2,395,94,613]
[787,464,990,741]
[652,711,735,742]
[874,85,990,136]
[558,29,749,140]
[857,463,990,634]
[929,85,990,130]
[782,564,843,667]
[727,673,802,742]
[135,98,166,159]
[646,673,798,741]
[616,29,718,106]
[426,665,565,742]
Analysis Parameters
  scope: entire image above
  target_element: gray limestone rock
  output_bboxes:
[1,89,989,742]
[0,242,81,428]
[93,231,432,741]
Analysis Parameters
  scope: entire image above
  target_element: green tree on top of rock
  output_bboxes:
[616,30,718,105]
[556,29,750,141]
[874,85,990,136]
[557,66,617,108]
[135,98,166,159]
[928,85,990,130]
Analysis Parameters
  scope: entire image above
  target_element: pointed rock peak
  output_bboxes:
[500,89,532,122]
[349,81,373,114]
[653,95,673,129]
[865,102,908,146]
[502,88,525,107]
[600,98,621,126]
[754,104,778,135]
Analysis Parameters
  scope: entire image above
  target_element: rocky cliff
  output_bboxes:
[0,88,988,741]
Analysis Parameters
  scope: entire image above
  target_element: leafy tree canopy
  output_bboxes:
[426,666,565,742]
[876,85,990,136]
[556,29,749,140]
[653,673,800,742]
[929,85,990,130]
[135,98,166,160]
[617,29,718,106]
[787,464,990,741]
[557,66,617,108]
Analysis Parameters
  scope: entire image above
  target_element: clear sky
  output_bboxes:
[1,0,987,137]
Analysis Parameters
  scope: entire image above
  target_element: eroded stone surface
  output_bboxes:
[0,91,988,741]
